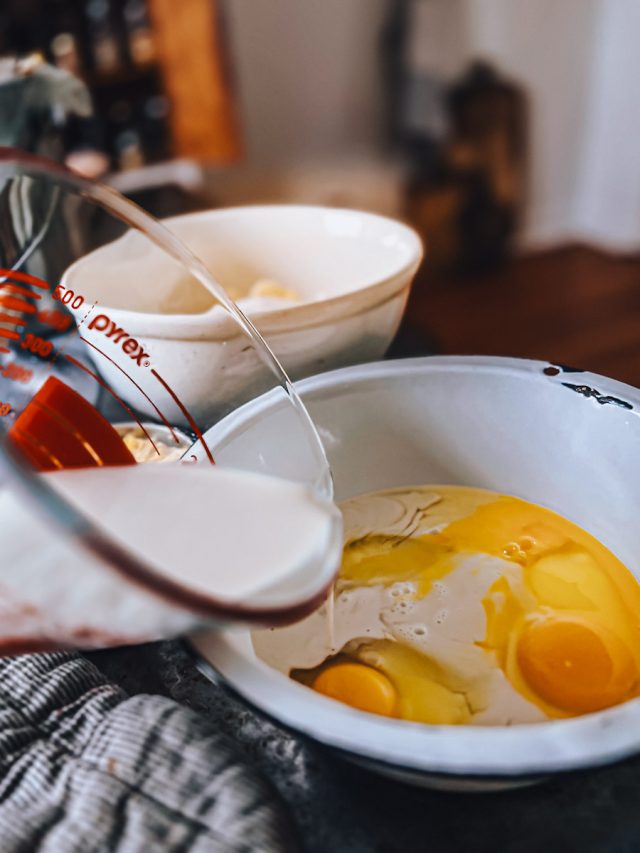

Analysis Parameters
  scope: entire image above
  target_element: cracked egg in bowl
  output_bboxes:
[253,484,640,727]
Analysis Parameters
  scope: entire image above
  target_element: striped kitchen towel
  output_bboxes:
[0,652,296,852]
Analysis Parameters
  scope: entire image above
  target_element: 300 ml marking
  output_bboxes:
[20,333,53,358]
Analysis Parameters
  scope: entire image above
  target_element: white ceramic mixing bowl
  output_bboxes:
[191,356,640,791]
[62,205,423,424]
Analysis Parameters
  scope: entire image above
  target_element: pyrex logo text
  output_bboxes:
[87,315,151,367]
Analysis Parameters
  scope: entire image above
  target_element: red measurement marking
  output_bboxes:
[0,328,21,341]
[64,354,160,456]
[0,269,49,289]
[79,335,182,446]
[20,333,53,358]
[0,313,26,326]
[37,309,72,332]
[0,347,9,354]
[52,284,84,310]
[1,362,33,383]
[76,302,97,330]
[0,297,36,314]
[0,284,41,301]
[151,368,215,465]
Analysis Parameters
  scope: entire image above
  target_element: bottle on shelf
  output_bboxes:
[85,0,121,75]
[123,0,156,66]
[115,127,145,170]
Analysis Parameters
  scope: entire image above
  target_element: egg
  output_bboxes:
[252,485,640,726]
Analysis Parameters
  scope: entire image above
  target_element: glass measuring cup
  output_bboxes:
[0,149,342,654]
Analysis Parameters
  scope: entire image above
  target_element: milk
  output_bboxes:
[0,465,342,651]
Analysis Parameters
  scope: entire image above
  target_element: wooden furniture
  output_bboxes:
[148,0,242,163]
[403,246,640,387]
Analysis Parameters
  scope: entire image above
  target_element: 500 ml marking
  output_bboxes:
[52,284,84,311]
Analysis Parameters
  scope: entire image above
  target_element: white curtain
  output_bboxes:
[409,0,640,251]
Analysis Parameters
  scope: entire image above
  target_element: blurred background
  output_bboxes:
[2,0,639,383]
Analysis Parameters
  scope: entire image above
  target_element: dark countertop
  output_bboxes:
[88,641,640,853]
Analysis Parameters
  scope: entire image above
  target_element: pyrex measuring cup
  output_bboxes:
[0,149,342,654]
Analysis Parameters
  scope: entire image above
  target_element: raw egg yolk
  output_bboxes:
[517,617,637,713]
[312,663,397,717]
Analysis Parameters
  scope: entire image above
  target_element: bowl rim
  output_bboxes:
[189,354,640,780]
[62,204,424,340]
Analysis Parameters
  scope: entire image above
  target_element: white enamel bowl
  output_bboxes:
[62,205,423,424]
[191,356,640,791]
